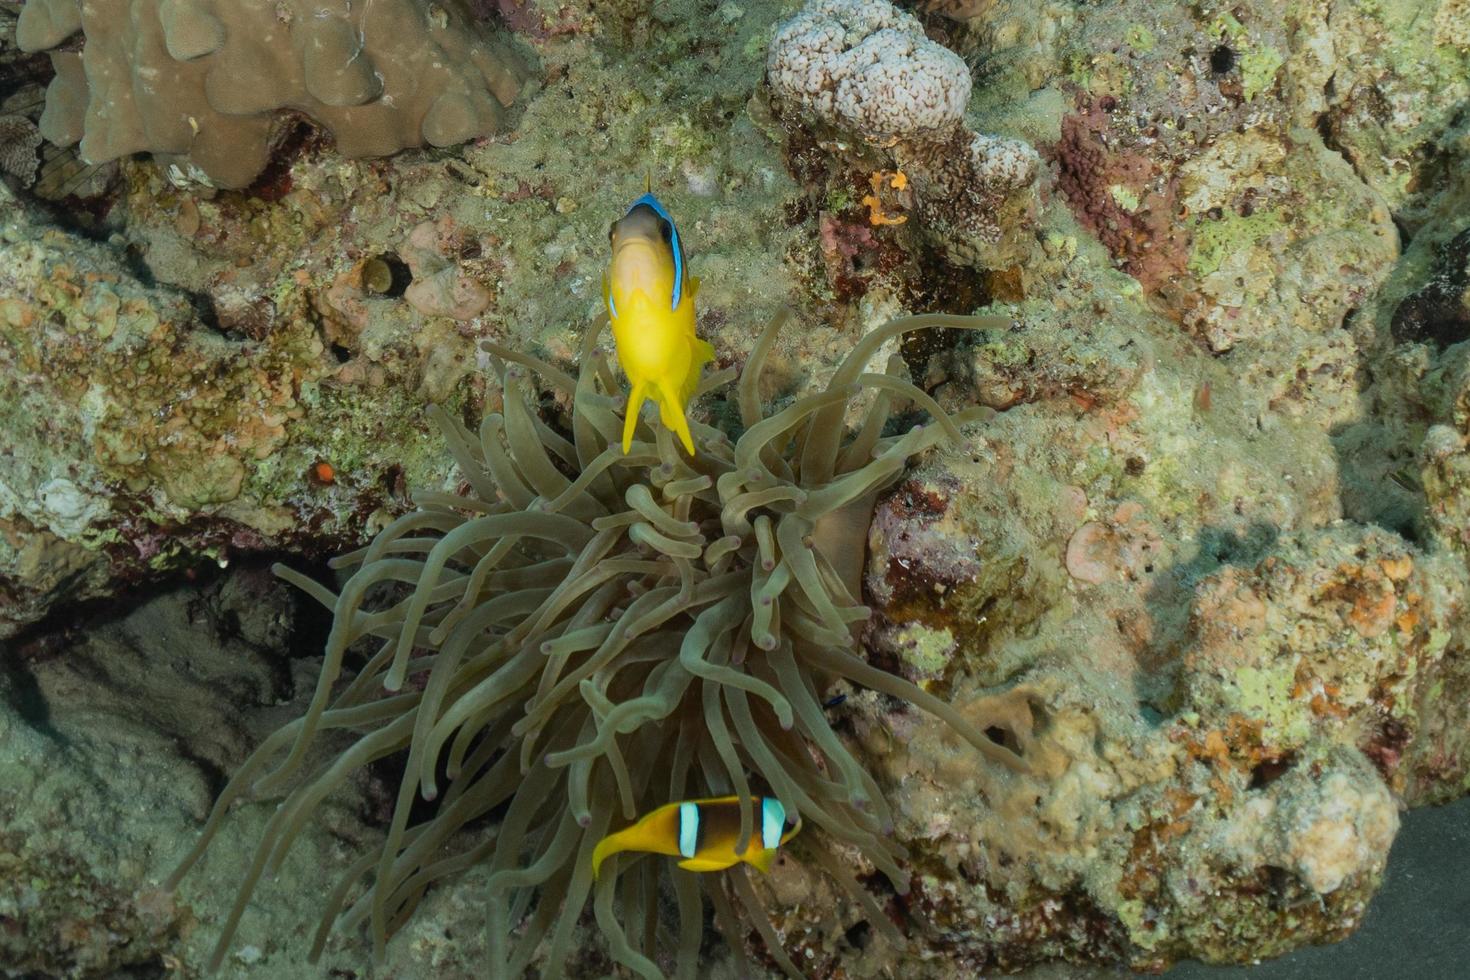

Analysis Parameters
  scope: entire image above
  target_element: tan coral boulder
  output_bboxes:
[19,0,530,188]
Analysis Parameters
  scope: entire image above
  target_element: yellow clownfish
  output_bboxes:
[591,795,802,880]
[603,190,715,455]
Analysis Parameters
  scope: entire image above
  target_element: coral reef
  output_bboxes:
[1,0,1470,975]
[853,439,1419,969]
[0,195,374,637]
[766,0,1040,269]
[0,831,182,977]
[17,0,530,188]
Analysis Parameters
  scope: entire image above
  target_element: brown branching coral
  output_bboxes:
[167,310,1035,977]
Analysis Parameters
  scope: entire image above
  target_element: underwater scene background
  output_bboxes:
[1,0,1469,977]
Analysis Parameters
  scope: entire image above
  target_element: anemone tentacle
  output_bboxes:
[167,310,1031,979]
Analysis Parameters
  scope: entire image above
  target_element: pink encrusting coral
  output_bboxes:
[1050,96,1193,301]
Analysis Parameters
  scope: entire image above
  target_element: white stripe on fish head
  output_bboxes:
[761,797,785,850]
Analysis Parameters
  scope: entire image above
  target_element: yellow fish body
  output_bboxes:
[603,191,715,455]
[591,795,801,880]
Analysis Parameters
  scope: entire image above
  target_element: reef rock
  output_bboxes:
[832,166,1467,965]
[0,568,503,978]
[17,0,530,188]
[0,193,465,638]
[846,432,1439,969]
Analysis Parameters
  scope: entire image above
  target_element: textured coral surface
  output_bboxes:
[17,0,528,187]
[2,0,1470,976]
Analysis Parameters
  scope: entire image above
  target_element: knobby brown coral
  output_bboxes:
[17,0,529,188]
[167,310,1036,977]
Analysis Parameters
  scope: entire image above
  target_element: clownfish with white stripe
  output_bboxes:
[603,186,715,456]
[591,795,802,880]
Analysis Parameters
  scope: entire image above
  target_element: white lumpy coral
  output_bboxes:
[767,0,972,142]
[1278,762,1399,894]
[767,0,1039,267]
[1214,748,1399,897]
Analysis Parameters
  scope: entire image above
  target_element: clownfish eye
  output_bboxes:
[658,218,673,243]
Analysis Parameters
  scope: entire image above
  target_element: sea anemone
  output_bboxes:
[167,309,1037,977]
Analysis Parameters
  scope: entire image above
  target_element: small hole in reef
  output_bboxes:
[380,464,408,502]
[1262,864,1294,908]
[366,251,413,298]
[329,342,352,364]
[1249,752,1297,790]
[984,725,1022,754]
[1210,44,1237,74]
[843,920,873,951]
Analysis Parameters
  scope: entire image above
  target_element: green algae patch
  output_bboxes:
[1234,664,1310,745]
[1240,45,1284,101]
[1188,209,1285,278]
[891,623,958,678]
[1207,12,1281,101]
[1109,184,1142,212]
[1117,895,1169,950]
[1125,24,1157,54]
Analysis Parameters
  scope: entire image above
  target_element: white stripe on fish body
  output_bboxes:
[678,801,699,859]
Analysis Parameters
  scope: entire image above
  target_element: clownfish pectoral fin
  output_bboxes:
[677,855,738,873]
[744,847,778,875]
[622,380,649,453]
[680,338,715,406]
[657,376,697,455]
